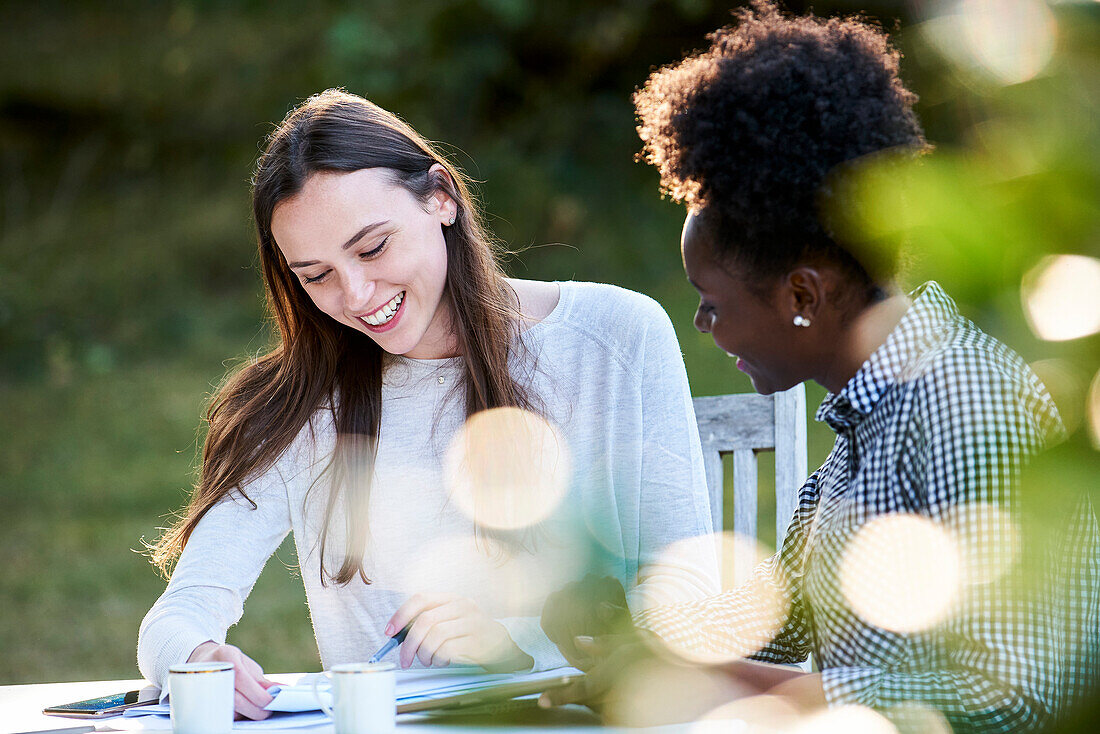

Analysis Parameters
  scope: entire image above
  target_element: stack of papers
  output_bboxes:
[118,667,581,730]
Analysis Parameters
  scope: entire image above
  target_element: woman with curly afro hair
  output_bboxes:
[540,2,1097,731]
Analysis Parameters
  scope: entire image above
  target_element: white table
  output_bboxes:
[0,675,690,734]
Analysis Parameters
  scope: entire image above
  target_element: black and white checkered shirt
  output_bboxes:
[637,282,1098,732]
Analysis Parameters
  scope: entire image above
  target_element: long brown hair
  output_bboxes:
[151,89,535,585]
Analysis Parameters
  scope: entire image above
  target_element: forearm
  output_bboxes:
[137,488,290,686]
[820,667,1048,733]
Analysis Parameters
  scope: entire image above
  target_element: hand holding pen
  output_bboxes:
[367,624,409,663]
[378,593,532,672]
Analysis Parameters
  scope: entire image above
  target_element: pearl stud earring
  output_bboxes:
[793,315,811,327]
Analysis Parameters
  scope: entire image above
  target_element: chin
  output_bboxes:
[748,373,796,396]
[749,379,779,396]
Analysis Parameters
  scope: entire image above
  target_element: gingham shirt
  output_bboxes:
[637,282,1099,732]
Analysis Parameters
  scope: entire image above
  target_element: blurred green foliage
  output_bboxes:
[1,0,1096,688]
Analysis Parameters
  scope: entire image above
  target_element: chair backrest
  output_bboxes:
[693,383,808,583]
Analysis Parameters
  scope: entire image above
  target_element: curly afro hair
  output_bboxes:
[635,0,928,290]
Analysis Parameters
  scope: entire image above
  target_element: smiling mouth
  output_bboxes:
[359,291,404,327]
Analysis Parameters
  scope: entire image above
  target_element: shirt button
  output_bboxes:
[437,376,445,384]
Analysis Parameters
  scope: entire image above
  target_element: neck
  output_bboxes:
[406,296,462,359]
[817,290,911,394]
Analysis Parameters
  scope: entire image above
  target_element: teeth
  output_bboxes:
[363,292,403,326]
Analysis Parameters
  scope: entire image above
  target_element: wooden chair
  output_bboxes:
[693,384,808,585]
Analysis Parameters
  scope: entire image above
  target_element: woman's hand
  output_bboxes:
[539,636,822,726]
[187,641,276,720]
[539,634,756,726]
[540,574,631,669]
[385,593,533,672]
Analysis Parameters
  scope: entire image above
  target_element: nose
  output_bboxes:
[343,274,377,315]
[694,307,712,334]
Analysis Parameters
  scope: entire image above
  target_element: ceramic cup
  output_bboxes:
[168,661,234,734]
[312,662,396,734]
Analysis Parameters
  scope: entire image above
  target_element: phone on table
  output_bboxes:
[43,689,156,718]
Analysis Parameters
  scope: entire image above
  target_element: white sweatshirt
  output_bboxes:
[138,281,718,685]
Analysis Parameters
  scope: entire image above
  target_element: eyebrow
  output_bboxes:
[286,220,392,269]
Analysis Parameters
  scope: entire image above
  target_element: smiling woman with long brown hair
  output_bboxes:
[139,89,718,719]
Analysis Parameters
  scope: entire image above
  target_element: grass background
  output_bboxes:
[2,0,1096,684]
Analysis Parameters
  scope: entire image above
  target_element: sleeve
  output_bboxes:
[629,302,721,610]
[137,463,292,687]
[818,354,1076,733]
[635,471,822,664]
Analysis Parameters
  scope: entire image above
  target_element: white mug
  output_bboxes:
[312,662,396,734]
[168,661,235,734]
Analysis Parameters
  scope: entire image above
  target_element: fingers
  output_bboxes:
[218,646,274,713]
[574,635,597,656]
[187,642,274,719]
[400,599,470,668]
[238,650,277,689]
[541,575,631,668]
[576,633,633,658]
[233,690,272,721]
[541,581,596,665]
[593,575,628,614]
[391,594,529,670]
[386,593,455,637]
[538,633,664,716]
[413,618,472,668]
[538,677,589,709]
[233,662,275,714]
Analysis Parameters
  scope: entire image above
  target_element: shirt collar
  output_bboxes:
[815,281,958,432]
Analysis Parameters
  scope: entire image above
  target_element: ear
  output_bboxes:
[427,163,458,224]
[782,267,827,325]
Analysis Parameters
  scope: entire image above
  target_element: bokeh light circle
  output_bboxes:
[924,0,1057,86]
[840,514,961,633]
[638,532,789,663]
[1021,254,1100,342]
[692,694,799,734]
[603,658,750,729]
[791,705,898,734]
[444,407,570,530]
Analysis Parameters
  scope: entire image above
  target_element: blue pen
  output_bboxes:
[368,624,410,663]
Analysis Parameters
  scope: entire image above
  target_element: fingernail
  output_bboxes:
[575,635,594,644]
[538,694,550,709]
[384,624,394,636]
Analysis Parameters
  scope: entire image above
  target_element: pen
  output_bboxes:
[368,624,410,663]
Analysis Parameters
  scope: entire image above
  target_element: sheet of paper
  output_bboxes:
[117,709,332,730]
[117,667,583,729]
[269,666,578,708]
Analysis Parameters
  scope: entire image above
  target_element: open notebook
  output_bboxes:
[115,667,584,730]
